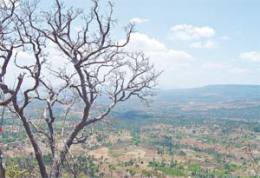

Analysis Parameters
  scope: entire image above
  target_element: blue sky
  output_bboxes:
[112,0,260,89]
[35,0,260,88]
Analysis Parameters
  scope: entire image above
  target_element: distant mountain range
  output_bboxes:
[115,85,260,123]
[157,85,260,103]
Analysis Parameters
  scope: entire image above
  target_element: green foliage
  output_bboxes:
[55,154,101,177]
[131,133,140,146]
[141,169,153,177]
[2,131,27,144]
[158,166,185,176]
[188,163,201,173]
[223,163,240,173]
[5,155,36,177]
[148,160,186,177]
[6,164,29,178]
[71,155,100,178]
[43,154,53,165]
[124,159,135,167]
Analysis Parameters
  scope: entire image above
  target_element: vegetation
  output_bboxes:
[1,99,259,177]
[0,0,259,177]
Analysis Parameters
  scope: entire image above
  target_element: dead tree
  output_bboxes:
[0,1,20,177]
[0,0,160,177]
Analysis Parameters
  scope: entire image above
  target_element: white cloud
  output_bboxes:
[129,17,149,25]
[240,51,260,62]
[127,33,195,88]
[170,24,215,41]
[190,40,216,49]
[169,24,217,49]
[129,33,193,66]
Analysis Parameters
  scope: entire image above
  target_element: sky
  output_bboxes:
[5,0,260,89]
[113,0,260,89]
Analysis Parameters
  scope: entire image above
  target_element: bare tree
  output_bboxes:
[0,1,20,177]
[0,0,160,177]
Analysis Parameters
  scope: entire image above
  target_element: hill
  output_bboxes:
[157,84,260,103]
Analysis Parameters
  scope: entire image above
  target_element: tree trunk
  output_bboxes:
[15,110,49,178]
[21,118,48,178]
[50,157,61,178]
[50,139,73,177]
[50,119,90,178]
[0,149,5,178]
